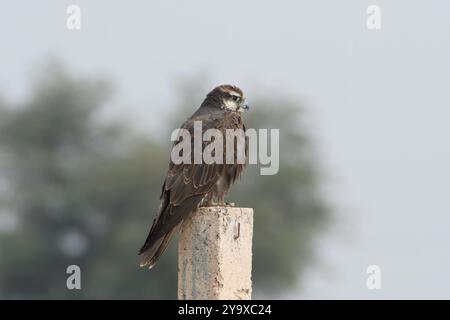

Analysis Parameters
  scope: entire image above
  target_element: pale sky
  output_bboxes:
[1,0,450,299]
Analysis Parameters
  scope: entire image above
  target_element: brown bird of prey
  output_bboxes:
[139,85,249,268]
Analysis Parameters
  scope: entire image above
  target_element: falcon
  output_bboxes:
[139,85,249,268]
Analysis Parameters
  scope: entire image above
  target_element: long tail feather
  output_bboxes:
[138,223,181,269]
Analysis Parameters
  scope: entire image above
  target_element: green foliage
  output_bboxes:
[0,65,330,298]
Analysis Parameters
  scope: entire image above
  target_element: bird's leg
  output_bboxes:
[217,194,226,206]
[217,195,235,207]
[199,187,235,207]
[199,193,219,207]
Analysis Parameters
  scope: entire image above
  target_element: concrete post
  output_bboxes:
[178,206,253,300]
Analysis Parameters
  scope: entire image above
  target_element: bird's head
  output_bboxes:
[207,85,249,112]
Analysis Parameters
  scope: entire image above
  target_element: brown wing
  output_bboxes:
[139,114,226,268]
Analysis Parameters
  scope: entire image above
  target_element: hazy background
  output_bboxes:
[1,1,450,299]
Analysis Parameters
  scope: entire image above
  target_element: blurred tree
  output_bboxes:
[0,64,330,299]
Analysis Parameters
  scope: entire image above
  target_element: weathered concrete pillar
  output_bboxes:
[178,206,253,300]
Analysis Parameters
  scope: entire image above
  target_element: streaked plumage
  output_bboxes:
[139,85,249,268]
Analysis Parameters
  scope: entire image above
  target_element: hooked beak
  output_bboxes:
[241,99,250,111]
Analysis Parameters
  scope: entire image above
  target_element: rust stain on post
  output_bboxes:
[178,206,253,300]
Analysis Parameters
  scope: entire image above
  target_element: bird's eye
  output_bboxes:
[232,95,240,102]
